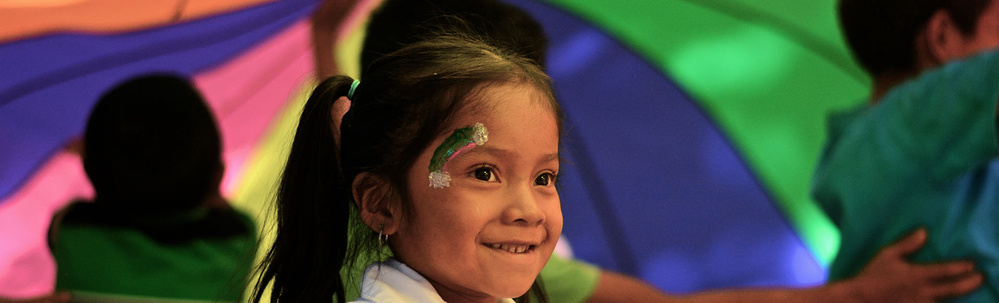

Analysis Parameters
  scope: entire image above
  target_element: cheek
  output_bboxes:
[544,195,563,232]
[403,190,476,236]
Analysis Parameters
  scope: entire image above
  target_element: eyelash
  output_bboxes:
[535,171,558,187]
[472,165,498,182]
[469,165,558,187]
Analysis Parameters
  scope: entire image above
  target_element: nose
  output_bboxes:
[502,183,546,226]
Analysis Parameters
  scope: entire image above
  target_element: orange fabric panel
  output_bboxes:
[177,0,274,22]
[0,0,274,43]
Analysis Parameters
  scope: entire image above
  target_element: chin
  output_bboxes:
[493,282,536,299]
[487,269,543,298]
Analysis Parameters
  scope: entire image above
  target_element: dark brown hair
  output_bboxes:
[83,74,221,215]
[839,0,992,77]
[361,0,548,75]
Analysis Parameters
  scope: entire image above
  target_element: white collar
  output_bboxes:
[353,258,516,303]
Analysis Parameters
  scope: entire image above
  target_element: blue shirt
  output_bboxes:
[812,50,999,301]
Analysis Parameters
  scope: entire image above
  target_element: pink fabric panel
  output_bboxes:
[0,151,92,297]
[193,19,315,195]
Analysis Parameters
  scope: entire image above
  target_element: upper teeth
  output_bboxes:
[489,243,529,253]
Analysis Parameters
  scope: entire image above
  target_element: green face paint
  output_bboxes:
[428,122,488,188]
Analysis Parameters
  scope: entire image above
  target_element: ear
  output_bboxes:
[921,10,966,66]
[352,172,401,236]
[331,96,351,146]
[213,160,225,187]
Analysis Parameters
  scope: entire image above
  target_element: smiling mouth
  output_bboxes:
[485,243,536,254]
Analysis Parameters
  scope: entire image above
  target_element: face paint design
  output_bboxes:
[428,122,488,188]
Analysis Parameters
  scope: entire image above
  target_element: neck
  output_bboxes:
[870,70,919,103]
[432,282,500,303]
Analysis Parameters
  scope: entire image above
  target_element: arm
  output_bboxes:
[0,293,70,303]
[311,0,362,79]
[585,229,981,303]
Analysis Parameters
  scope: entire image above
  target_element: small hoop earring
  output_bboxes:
[378,224,389,247]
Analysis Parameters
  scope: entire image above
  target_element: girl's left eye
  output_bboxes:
[473,166,497,182]
[534,172,557,186]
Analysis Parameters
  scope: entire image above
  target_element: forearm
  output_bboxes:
[0,292,71,303]
[585,271,867,303]
[585,228,981,303]
[310,0,361,79]
[669,281,860,303]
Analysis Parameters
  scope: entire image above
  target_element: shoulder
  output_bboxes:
[354,259,446,303]
[886,49,999,106]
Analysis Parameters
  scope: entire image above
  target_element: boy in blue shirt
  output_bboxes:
[814,0,999,301]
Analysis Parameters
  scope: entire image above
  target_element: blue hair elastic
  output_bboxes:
[348,79,360,99]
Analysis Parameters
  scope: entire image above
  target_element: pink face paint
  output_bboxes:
[428,123,488,188]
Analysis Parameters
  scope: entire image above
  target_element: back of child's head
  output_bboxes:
[360,0,548,76]
[839,0,992,78]
[83,74,221,216]
[253,30,560,302]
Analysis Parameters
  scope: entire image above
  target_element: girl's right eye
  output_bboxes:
[473,166,497,182]
[534,172,557,186]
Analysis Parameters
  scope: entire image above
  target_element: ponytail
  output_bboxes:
[251,76,356,303]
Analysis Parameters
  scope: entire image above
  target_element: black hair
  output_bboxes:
[251,32,561,302]
[839,0,992,77]
[83,74,221,216]
[360,0,548,76]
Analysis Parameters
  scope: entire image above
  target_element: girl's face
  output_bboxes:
[392,82,562,302]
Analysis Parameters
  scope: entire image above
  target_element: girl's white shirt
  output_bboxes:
[350,258,516,303]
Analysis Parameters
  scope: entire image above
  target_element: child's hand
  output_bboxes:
[847,228,982,303]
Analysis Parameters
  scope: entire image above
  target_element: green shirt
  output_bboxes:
[52,203,257,302]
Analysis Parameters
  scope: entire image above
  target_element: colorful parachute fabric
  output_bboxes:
[0,0,319,296]
[507,0,873,292]
[0,0,870,298]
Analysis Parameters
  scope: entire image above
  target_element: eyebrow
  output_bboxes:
[458,146,512,160]
[539,153,560,166]
[457,146,559,165]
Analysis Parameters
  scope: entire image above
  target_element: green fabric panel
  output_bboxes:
[539,0,873,265]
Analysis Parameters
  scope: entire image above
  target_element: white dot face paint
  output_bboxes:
[428,171,452,188]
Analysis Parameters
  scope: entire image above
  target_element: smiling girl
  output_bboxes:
[250,32,562,303]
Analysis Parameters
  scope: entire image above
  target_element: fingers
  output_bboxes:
[912,260,981,299]
[923,269,983,299]
[914,260,977,279]
[858,228,982,301]
[883,228,927,257]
